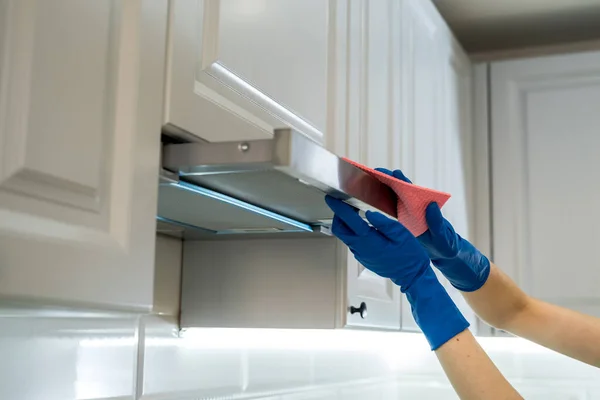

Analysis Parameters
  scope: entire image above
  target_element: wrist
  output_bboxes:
[433,256,490,292]
[404,268,470,350]
[431,237,491,292]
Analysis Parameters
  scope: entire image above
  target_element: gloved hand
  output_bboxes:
[375,168,491,292]
[325,195,469,350]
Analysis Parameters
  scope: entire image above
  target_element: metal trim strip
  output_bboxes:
[158,180,314,234]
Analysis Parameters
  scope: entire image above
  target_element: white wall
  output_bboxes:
[0,312,599,400]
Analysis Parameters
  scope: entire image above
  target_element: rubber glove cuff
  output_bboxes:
[402,267,470,350]
[421,202,491,292]
[372,168,491,292]
[430,239,491,292]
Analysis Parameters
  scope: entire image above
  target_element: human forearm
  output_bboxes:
[326,193,522,399]
[436,329,522,400]
[461,264,529,330]
[463,263,600,367]
[506,297,600,367]
[403,264,521,398]
[374,167,600,369]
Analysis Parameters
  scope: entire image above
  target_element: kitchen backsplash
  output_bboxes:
[1,313,599,400]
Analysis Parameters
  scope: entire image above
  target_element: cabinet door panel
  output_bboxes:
[404,2,441,190]
[167,0,336,143]
[342,0,402,330]
[439,51,479,329]
[492,51,600,317]
[399,0,442,332]
[398,0,479,332]
[0,0,164,310]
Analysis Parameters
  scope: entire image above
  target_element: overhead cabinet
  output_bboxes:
[0,0,478,331]
[164,0,410,330]
[488,50,600,318]
[162,127,403,330]
[165,0,343,144]
[167,0,479,332]
[0,0,166,311]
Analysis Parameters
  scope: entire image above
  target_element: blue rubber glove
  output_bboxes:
[325,195,469,350]
[375,168,491,292]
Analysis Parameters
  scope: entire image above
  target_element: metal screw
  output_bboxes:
[238,142,250,152]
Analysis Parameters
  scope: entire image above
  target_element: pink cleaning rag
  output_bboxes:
[343,158,451,237]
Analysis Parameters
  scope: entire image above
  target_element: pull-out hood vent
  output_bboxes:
[157,128,397,239]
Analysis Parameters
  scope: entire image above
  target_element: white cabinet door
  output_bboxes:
[166,0,344,144]
[438,48,480,330]
[399,0,478,332]
[0,0,165,311]
[338,0,478,332]
[491,51,600,318]
[329,0,403,330]
[401,0,444,189]
[399,0,444,332]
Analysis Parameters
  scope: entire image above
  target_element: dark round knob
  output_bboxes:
[349,302,367,319]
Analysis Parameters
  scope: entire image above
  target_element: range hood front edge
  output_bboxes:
[158,129,398,239]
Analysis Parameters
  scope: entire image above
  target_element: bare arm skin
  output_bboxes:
[463,263,600,368]
[436,329,523,400]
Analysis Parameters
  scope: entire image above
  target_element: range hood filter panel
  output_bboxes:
[159,128,398,238]
[182,169,334,224]
[157,182,312,234]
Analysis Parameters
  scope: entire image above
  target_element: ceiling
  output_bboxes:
[433,0,600,53]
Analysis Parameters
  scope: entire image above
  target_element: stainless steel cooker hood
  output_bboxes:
[157,128,397,239]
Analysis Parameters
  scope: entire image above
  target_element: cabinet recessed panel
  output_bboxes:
[167,0,334,143]
[492,51,600,316]
[0,0,121,237]
[0,0,163,309]
[344,0,402,330]
[217,0,328,135]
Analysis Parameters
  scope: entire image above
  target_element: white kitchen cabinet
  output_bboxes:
[166,0,347,144]
[0,0,166,311]
[179,0,407,331]
[323,0,478,331]
[438,47,480,330]
[397,0,478,332]
[490,50,600,318]
[398,0,445,332]
[401,0,444,189]
[327,0,404,330]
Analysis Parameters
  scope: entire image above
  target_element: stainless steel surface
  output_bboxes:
[159,168,179,184]
[156,216,331,241]
[157,176,315,236]
[162,128,397,221]
[157,129,398,239]
[163,138,276,175]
